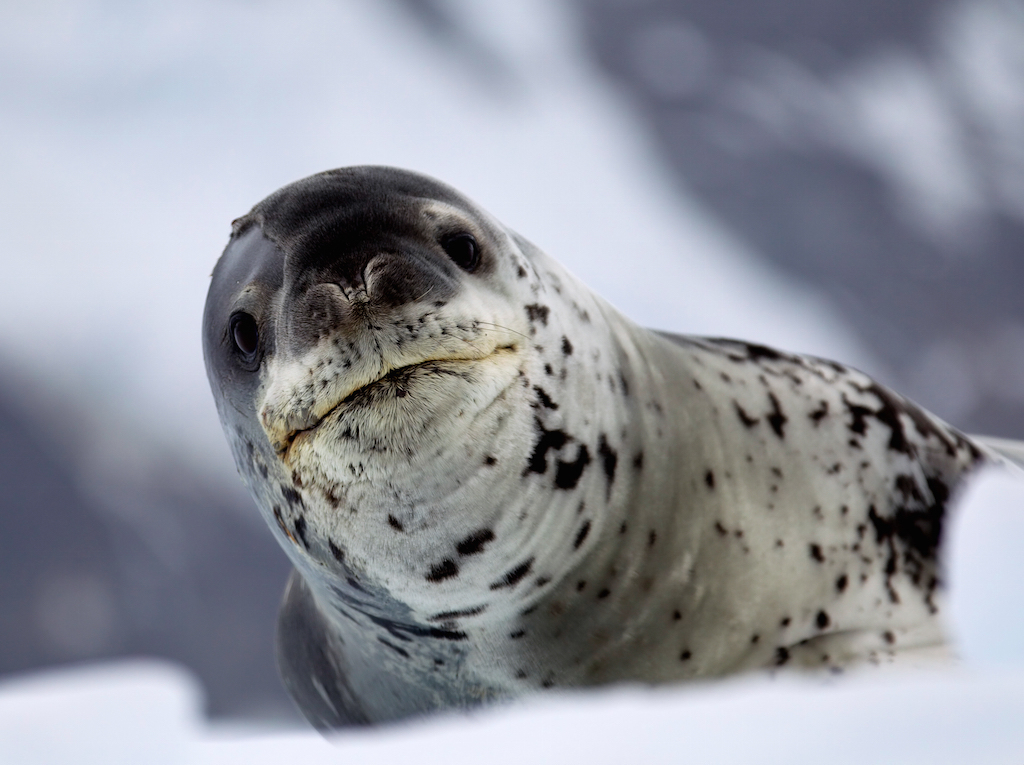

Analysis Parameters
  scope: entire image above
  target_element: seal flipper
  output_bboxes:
[276,569,372,729]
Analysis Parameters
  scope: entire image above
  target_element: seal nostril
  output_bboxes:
[231,312,259,358]
[441,233,479,272]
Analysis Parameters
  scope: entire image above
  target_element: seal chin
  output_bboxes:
[276,346,519,463]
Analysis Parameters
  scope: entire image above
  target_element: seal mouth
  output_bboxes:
[278,346,517,461]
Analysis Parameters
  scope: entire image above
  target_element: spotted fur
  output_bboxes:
[203,167,989,729]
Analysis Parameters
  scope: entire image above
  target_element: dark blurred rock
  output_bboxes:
[577,0,1024,438]
[0,380,296,721]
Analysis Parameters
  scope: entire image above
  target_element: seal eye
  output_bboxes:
[441,233,479,272]
[230,312,259,359]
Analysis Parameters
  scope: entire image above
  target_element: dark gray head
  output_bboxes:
[204,167,498,446]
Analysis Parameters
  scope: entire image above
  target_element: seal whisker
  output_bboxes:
[474,321,531,341]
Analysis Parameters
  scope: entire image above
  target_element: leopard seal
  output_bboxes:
[203,166,1001,729]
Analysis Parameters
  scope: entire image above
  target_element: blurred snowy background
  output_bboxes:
[0,0,1022,748]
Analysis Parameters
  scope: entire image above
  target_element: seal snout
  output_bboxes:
[284,282,363,352]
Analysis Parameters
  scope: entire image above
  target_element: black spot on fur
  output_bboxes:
[272,506,288,536]
[735,402,759,428]
[766,393,788,438]
[895,474,924,503]
[490,558,534,590]
[426,559,460,582]
[673,610,681,621]
[633,452,644,470]
[744,342,783,362]
[525,417,568,476]
[751,634,760,644]
[573,521,592,550]
[809,401,829,424]
[836,574,848,593]
[619,522,628,534]
[648,530,657,547]
[328,541,345,563]
[484,455,497,466]
[679,649,692,661]
[816,610,831,629]
[377,638,410,658]
[861,383,923,455]
[775,647,790,666]
[597,588,611,599]
[598,435,618,489]
[532,386,559,410]
[387,515,404,531]
[510,629,526,639]
[577,580,587,591]
[428,605,487,622]
[292,516,309,549]
[927,476,950,505]
[868,483,947,607]
[714,521,728,536]
[281,485,304,507]
[555,445,591,490]
[809,544,824,562]
[843,396,873,436]
[883,630,895,645]
[780,616,791,627]
[457,529,495,556]
[561,336,573,355]
[705,470,715,489]
[524,303,550,325]
[422,626,467,641]
[864,393,913,454]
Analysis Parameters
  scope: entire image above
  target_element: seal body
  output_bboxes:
[203,167,987,728]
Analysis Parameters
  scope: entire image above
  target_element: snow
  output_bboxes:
[948,466,1024,666]
[0,661,200,765]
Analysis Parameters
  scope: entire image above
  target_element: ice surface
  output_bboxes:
[0,661,201,765]
[948,465,1024,667]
